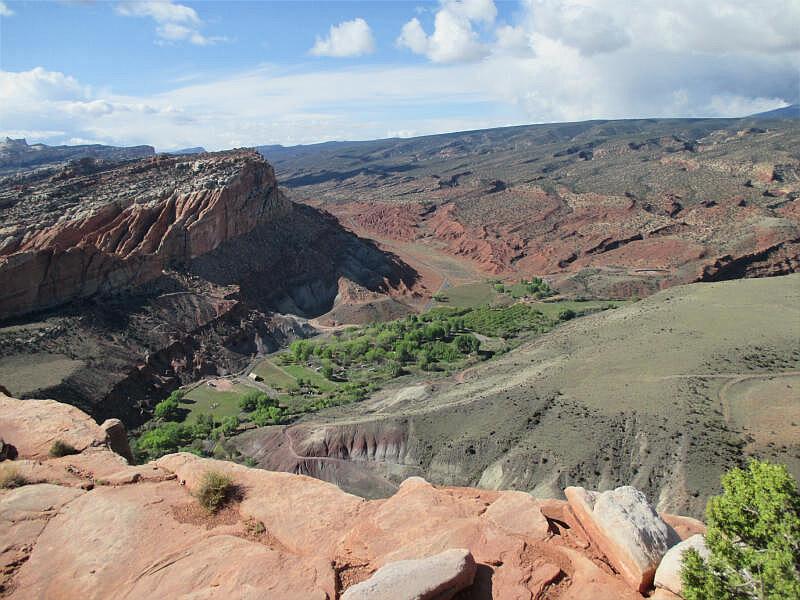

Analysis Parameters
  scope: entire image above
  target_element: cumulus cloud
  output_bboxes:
[310,18,376,58]
[2,1,798,150]
[115,0,224,46]
[0,2,13,17]
[397,0,497,63]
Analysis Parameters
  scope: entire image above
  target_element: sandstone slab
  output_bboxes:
[565,485,677,592]
[0,394,107,459]
[654,534,709,596]
[341,548,476,600]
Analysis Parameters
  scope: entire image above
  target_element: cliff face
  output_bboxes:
[0,393,704,599]
[0,151,289,320]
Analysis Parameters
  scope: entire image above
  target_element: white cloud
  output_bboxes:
[0,2,13,17]
[2,1,799,151]
[114,0,223,46]
[397,0,497,63]
[310,18,376,58]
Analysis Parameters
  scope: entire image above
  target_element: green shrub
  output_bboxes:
[49,440,79,457]
[0,465,29,489]
[195,471,235,513]
[681,460,800,600]
[557,308,576,321]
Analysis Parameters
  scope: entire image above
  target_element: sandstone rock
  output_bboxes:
[661,513,706,540]
[341,548,476,600]
[483,490,550,540]
[1,395,692,600]
[0,393,107,459]
[99,418,134,463]
[565,485,677,593]
[0,151,290,319]
[654,534,709,597]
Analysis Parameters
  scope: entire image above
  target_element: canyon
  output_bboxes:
[261,115,800,298]
[0,150,419,424]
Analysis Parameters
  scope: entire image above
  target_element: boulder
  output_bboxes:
[654,534,709,596]
[341,548,476,600]
[565,485,677,593]
[99,418,134,463]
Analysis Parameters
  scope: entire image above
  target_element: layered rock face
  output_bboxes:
[0,150,289,319]
[0,393,705,599]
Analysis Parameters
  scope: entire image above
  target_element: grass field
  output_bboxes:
[532,299,627,319]
[251,359,298,390]
[181,382,251,423]
[433,282,498,308]
[282,363,339,391]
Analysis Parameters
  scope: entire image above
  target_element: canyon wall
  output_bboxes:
[0,151,289,320]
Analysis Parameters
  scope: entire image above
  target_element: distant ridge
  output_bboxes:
[0,138,154,174]
[168,146,207,155]
[747,104,799,120]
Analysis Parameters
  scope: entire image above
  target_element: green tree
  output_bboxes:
[154,395,182,421]
[321,360,334,380]
[454,333,480,354]
[135,422,192,460]
[239,390,269,412]
[219,415,239,436]
[681,460,800,600]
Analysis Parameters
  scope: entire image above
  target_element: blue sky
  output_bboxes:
[1,1,798,150]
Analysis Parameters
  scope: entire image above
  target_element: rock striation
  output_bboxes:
[565,485,678,593]
[0,392,703,599]
[0,150,289,319]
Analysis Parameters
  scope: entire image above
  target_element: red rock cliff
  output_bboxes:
[0,151,290,320]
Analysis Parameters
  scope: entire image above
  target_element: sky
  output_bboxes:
[0,0,798,151]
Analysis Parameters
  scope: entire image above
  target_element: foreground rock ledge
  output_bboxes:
[0,393,704,598]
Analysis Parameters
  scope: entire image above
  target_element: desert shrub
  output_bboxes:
[681,460,800,600]
[195,470,235,513]
[49,440,79,457]
[0,465,29,489]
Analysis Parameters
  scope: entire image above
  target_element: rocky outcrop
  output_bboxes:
[0,393,703,599]
[565,485,677,593]
[654,534,709,597]
[340,548,476,600]
[0,150,289,319]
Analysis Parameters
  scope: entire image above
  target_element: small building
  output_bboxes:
[248,372,263,382]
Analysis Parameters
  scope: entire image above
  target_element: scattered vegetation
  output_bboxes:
[681,460,800,600]
[0,465,29,489]
[195,470,236,513]
[49,439,79,457]
[132,297,622,462]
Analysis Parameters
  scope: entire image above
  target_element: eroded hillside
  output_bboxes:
[235,275,800,518]
[261,117,800,298]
